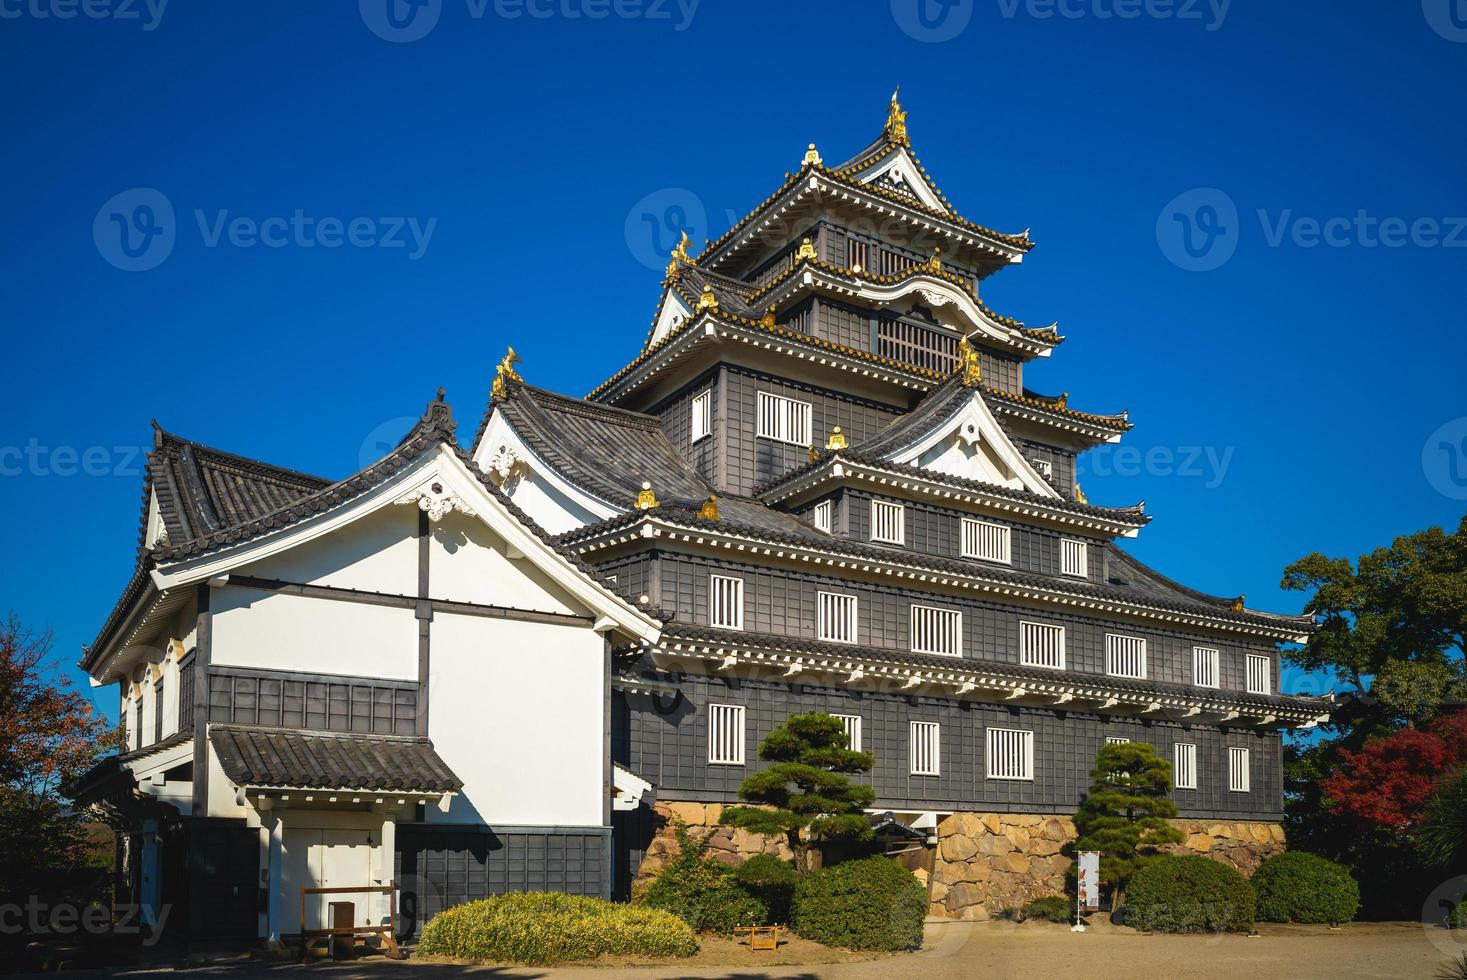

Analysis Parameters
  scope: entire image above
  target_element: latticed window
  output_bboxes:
[1229,747,1251,792]
[986,728,1034,781]
[690,390,711,443]
[1106,634,1147,679]
[961,518,1010,564]
[756,391,811,446]
[846,238,870,271]
[707,704,745,765]
[1105,736,1131,745]
[833,713,862,751]
[812,499,833,532]
[871,500,904,545]
[1193,647,1220,688]
[709,575,743,630]
[1246,654,1272,694]
[880,248,918,277]
[1060,538,1089,577]
[817,592,858,644]
[910,721,940,776]
[1174,743,1197,790]
[178,657,194,733]
[911,604,961,656]
[875,318,958,375]
[1020,621,1065,669]
[154,678,164,743]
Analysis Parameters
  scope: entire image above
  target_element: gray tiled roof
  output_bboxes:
[210,725,462,794]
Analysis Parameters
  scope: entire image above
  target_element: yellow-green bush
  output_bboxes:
[416,891,698,965]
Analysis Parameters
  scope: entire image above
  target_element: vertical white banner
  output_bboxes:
[1077,850,1101,912]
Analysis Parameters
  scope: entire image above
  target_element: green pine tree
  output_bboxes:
[719,712,875,870]
[1072,741,1184,909]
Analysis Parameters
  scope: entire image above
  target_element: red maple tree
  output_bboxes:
[1323,711,1467,830]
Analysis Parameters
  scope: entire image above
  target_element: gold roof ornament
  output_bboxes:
[697,282,719,311]
[927,247,943,272]
[635,481,659,510]
[1073,482,1089,505]
[957,334,982,387]
[1056,391,1069,410]
[760,306,777,328]
[1232,595,1247,613]
[886,87,910,147]
[808,443,819,461]
[825,425,848,451]
[672,230,694,265]
[698,495,720,521]
[491,346,523,401]
[795,236,817,261]
[803,142,823,167]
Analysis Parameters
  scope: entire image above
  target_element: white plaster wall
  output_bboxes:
[206,742,250,819]
[429,509,581,613]
[241,506,418,595]
[428,613,604,827]
[500,471,603,536]
[210,584,418,681]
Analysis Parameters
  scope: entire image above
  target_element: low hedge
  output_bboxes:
[1252,852,1360,924]
[1125,855,1255,934]
[637,824,768,934]
[1022,895,1073,923]
[416,892,697,965]
[790,856,926,951]
[736,853,799,924]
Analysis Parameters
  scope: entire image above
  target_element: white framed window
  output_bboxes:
[1031,458,1054,480]
[707,704,745,765]
[833,713,862,752]
[690,390,711,443]
[870,500,905,544]
[709,574,743,630]
[1246,654,1272,694]
[1193,646,1220,688]
[1060,538,1089,577]
[1174,742,1197,790]
[910,721,940,776]
[1229,746,1251,792]
[961,517,1011,564]
[986,727,1034,781]
[812,499,833,532]
[911,604,962,657]
[756,391,812,446]
[1020,621,1066,669]
[817,591,858,644]
[1106,633,1148,679]
[1105,736,1131,745]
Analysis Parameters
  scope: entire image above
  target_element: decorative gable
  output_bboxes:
[883,390,1061,499]
[850,147,950,215]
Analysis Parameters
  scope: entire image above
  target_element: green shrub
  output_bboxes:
[790,856,926,951]
[1125,855,1255,934]
[637,822,768,934]
[735,853,799,923]
[416,892,697,965]
[1252,852,1360,924]
[1022,895,1073,923]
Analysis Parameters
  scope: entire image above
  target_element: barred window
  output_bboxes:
[871,500,905,545]
[1105,736,1131,745]
[846,238,870,272]
[1106,633,1148,679]
[1031,458,1054,480]
[154,678,164,743]
[709,575,743,630]
[986,727,1034,781]
[1229,746,1251,792]
[910,721,940,776]
[1020,621,1066,669]
[690,390,711,443]
[961,517,1010,564]
[1174,742,1197,790]
[1246,654,1272,694]
[911,604,962,657]
[1060,538,1089,577]
[817,592,858,644]
[707,704,745,765]
[833,713,862,752]
[812,499,833,532]
[1194,646,1220,688]
[756,391,812,446]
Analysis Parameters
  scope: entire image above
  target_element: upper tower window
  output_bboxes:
[1060,538,1089,578]
[756,392,812,446]
[870,500,905,545]
[690,390,711,443]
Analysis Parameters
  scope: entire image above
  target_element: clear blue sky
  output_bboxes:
[2,1,1464,716]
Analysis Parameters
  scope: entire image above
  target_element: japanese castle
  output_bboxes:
[76,93,1330,939]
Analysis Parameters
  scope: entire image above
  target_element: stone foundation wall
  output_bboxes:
[632,801,794,893]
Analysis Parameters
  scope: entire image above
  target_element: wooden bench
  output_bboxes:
[298,882,401,960]
[733,925,786,951]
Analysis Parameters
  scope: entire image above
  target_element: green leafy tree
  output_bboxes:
[1072,741,1184,909]
[719,712,875,870]
[1416,767,1467,869]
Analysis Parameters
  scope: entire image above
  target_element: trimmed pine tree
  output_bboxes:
[1072,740,1185,909]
